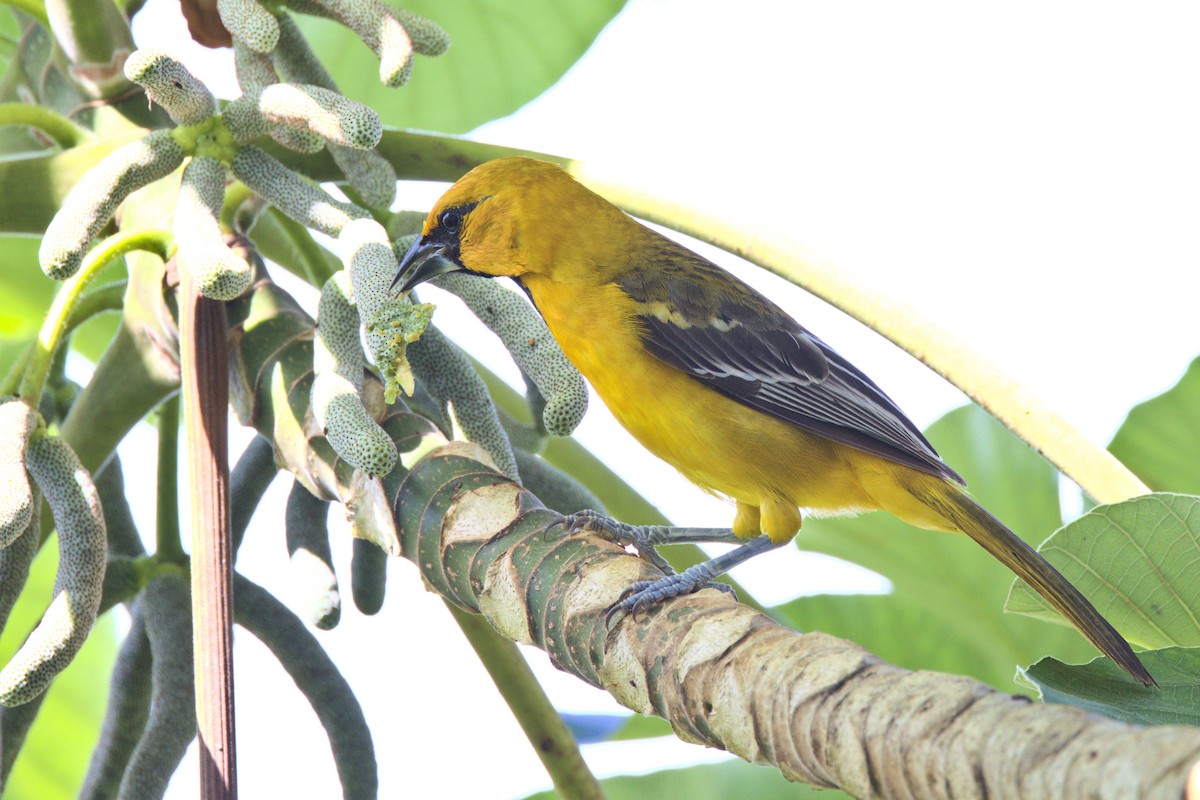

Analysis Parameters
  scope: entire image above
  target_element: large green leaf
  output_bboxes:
[296,1,628,134]
[1020,647,1200,728]
[780,405,1095,692]
[1,537,118,800]
[521,756,843,800]
[1006,493,1200,650]
[1109,357,1200,493]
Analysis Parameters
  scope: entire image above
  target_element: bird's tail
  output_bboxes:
[919,482,1154,686]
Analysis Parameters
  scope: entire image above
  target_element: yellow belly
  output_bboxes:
[522,276,951,542]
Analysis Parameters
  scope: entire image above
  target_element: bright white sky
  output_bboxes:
[111,1,1200,797]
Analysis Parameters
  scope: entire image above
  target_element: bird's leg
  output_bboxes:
[607,535,782,623]
[546,509,744,575]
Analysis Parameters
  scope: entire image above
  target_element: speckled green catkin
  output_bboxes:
[175,156,253,300]
[274,16,396,206]
[339,219,433,403]
[217,0,280,53]
[231,145,368,237]
[233,44,327,154]
[0,399,36,548]
[389,7,449,56]
[79,601,151,800]
[312,271,397,477]
[39,130,185,280]
[117,575,195,800]
[435,273,589,437]
[0,435,105,706]
[285,481,340,629]
[124,50,216,126]
[256,83,382,150]
[0,492,40,639]
[408,325,519,480]
[286,0,414,86]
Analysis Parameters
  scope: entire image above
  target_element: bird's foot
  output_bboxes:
[545,510,676,575]
[605,565,737,625]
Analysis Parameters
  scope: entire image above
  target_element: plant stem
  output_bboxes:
[570,167,1151,505]
[179,277,238,799]
[0,102,90,147]
[64,280,126,330]
[17,229,173,406]
[156,395,183,562]
[446,604,605,800]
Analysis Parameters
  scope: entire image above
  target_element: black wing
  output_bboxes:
[619,240,962,484]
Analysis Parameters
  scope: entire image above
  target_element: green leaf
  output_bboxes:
[1006,493,1200,650]
[1020,647,1200,727]
[296,1,628,134]
[783,405,1095,692]
[1,537,118,800]
[520,756,844,800]
[1109,357,1200,493]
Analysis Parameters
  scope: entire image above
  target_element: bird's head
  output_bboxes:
[391,157,624,293]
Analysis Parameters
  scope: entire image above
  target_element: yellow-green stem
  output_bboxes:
[17,229,173,405]
[0,102,90,147]
[446,604,605,800]
[571,165,1150,505]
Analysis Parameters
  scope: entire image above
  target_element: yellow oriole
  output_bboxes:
[393,156,1152,686]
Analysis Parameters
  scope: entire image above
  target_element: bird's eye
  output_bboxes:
[439,208,462,234]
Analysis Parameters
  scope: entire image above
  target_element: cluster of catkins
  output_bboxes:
[15,2,593,723]
[0,399,105,707]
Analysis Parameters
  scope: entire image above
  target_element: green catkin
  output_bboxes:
[231,434,279,552]
[39,129,185,280]
[94,456,147,559]
[79,602,153,800]
[123,50,216,126]
[234,575,376,798]
[350,537,386,615]
[273,16,397,207]
[0,491,40,639]
[434,272,589,437]
[231,145,368,237]
[285,481,340,629]
[0,435,106,706]
[232,43,326,154]
[216,0,280,53]
[175,155,254,300]
[339,219,433,403]
[0,399,36,547]
[388,7,449,56]
[117,575,195,800]
[407,325,519,480]
[312,271,398,477]
[283,0,413,87]
[254,83,382,150]
[0,699,42,783]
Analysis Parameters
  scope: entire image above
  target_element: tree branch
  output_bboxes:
[389,442,1200,799]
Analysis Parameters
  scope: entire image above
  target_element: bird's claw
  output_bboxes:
[604,571,737,628]
[542,509,610,541]
[544,510,677,575]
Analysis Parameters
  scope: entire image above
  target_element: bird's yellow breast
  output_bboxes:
[520,274,902,538]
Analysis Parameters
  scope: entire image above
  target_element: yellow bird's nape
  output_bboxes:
[393,156,1154,687]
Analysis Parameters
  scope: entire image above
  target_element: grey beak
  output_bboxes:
[390,237,463,293]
